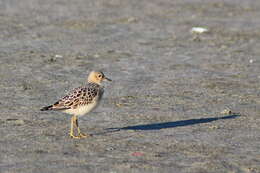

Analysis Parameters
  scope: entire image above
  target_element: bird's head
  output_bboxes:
[87,71,112,85]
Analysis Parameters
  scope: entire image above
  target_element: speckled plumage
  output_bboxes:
[51,83,103,114]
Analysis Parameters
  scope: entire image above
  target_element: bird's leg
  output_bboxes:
[69,115,74,137]
[75,116,88,138]
[69,115,80,139]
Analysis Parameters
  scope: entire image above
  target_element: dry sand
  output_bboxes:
[0,0,259,172]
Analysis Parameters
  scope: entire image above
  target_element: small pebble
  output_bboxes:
[221,108,232,115]
[55,54,63,58]
[191,27,208,34]
[127,17,137,23]
[106,147,115,151]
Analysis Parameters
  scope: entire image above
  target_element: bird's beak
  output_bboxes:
[104,76,112,81]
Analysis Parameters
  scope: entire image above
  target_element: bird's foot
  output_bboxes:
[78,132,91,138]
[69,132,91,139]
[69,133,81,139]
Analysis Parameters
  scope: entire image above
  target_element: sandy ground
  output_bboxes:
[0,0,260,172]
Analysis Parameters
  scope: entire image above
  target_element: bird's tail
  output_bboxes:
[40,105,53,111]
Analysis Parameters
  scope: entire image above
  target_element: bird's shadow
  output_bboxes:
[96,114,240,135]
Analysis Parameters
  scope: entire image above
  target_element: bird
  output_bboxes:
[40,71,112,139]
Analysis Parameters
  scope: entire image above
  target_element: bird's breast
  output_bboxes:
[63,100,99,116]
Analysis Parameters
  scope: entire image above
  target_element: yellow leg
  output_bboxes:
[69,115,80,139]
[75,117,89,138]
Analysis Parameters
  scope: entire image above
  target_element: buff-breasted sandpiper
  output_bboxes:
[41,71,111,139]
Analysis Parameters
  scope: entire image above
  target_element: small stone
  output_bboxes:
[127,17,137,23]
[106,146,115,151]
[191,27,208,34]
[55,54,63,58]
[221,108,232,115]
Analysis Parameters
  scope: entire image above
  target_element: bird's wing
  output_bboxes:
[51,84,99,110]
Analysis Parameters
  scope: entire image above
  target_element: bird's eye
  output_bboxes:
[98,74,102,78]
